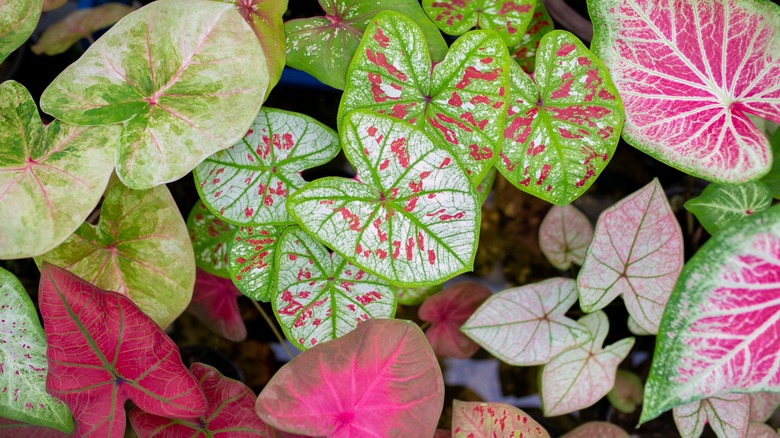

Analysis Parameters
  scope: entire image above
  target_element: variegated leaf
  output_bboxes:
[749,392,780,422]
[229,225,284,302]
[539,204,593,270]
[452,400,549,438]
[422,0,535,46]
[746,423,779,438]
[685,182,773,235]
[510,1,554,74]
[187,201,237,278]
[30,3,133,55]
[673,394,750,438]
[0,0,42,63]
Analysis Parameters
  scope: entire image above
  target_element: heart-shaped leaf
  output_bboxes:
[749,393,780,422]
[509,1,554,74]
[588,0,780,182]
[194,107,340,226]
[760,129,780,198]
[39,0,268,189]
[462,278,591,366]
[0,0,42,63]
[499,31,623,205]
[287,110,480,286]
[539,204,593,270]
[627,315,652,336]
[284,0,448,90]
[422,0,535,46]
[0,418,68,437]
[339,11,511,185]
[39,263,207,437]
[577,178,684,334]
[560,422,629,438]
[229,225,284,302]
[418,282,491,358]
[38,179,195,328]
[684,182,773,235]
[396,283,442,306]
[673,394,750,438]
[540,310,634,416]
[0,80,117,260]
[30,3,133,55]
[641,205,780,423]
[187,269,246,342]
[607,369,644,414]
[273,228,396,351]
[187,201,237,278]
[129,362,273,437]
[0,268,72,432]
[255,319,444,437]
[452,400,550,438]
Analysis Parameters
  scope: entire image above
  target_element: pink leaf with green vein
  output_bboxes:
[37,179,195,328]
[287,110,480,286]
[187,269,246,342]
[749,392,780,422]
[607,369,644,414]
[540,310,634,416]
[499,31,623,205]
[229,225,284,302]
[273,228,396,351]
[641,205,780,424]
[0,0,42,63]
[422,0,535,46]
[747,423,779,438]
[539,204,594,270]
[39,263,206,438]
[187,201,237,278]
[560,422,629,438]
[510,1,555,74]
[588,0,780,182]
[255,319,444,437]
[452,400,550,438]
[418,282,491,358]
[0,418,68,437]
[339,11,511,185]
[129,362,273,437]
[673,393,750,438]
[461,278,591,366]
[577,178,684,334]
[30,3,133,56]
[194,108,339,227]
[684,181,773,235]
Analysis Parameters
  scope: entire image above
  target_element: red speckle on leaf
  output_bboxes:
[379,159,390,170]
[537,164,551,185]
[405,196,420,212]
[583,69,603,102]
[499,2,532,14]
[480,57,493,64]
[389,102,415,118]
[439,157,451,168]
[469,144,494,161]
[559,128,583,139]
[556,43,576,57]
[366,49,407,81]
[373,27,390,48]
[576,145,609,188]
[263,195,274,207]
[455,66,501,89]
[376,249,388,259]
[448,92,463,106]
[368,73,398,103]
[526,141,545,157]
[551,72,574,99]
[504,108,537,143]
[356,291,382,305]
[288,254,297,261]
[367,126,377,137]
[244,207,254,218]
[428,250,436,265]
[390,137,410,168]
[392,240,401,259]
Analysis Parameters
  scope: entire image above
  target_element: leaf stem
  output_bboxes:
[250,300,294,360]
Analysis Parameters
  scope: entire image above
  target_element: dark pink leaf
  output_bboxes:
[129,362,273,437]
[186,269,247,342]
[452,400,550,437]
[0,418,69,437]
[39,263,207,437]
[255,319,444,437]
[418,282,492,358]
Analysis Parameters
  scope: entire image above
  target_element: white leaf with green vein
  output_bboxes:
[539,204,593,270]
[0,0,42,63]
[229,224,285,302]
[684,182,773,235]
[673,394,750,438]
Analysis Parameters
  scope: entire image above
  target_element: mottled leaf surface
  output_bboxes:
[422,0,535,46]
[588,0,780,182]
[255,319,444,437]
[499,32,623,205]
[642,205,780,423]
[38,180,195,328]
[539,204,593,270]
[510,1,554,74]
[40,0,268,189]
[673,394,750,438]
[452,400,549,438]
[229,225,284,302]
[31,3,133,55]
[194,108,339,226]
[396,283,442,306]
[749,392,780,422]
[187,269,246,342]
[39,264,206,437]
[288,111,480,286]
[339,11,511,185]
[462,278,591,366]
[577,179,684,334]
[0,0,42,63]
[685,182,773,235]
[0,268,72,432]
[541,311,634,416]
[187,201,237,278]
[273,228,396,351]
[418,282,491,358]
[560,422,629,438]
[607,369,644,414]
[0,80,117,260]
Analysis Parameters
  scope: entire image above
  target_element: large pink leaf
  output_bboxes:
[255,319,444,437]
[39,263,207,437]
[560,422,629,438]
[588,0,780,182]
[186,269,246,342]
[451,400,550,437]
[673,393,750,438]
[129,362,273,437]
[418,282,491,358]
[539,204,593,270]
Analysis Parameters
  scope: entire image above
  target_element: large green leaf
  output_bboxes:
[0,0,42,63]
[39,0,268,190]
[229,224,285,302]
[684,182,773,235]
[37,180,195,328]
[0,268,73,433]
[422,0,535,46]
[0,81,118,260]
[186,200,237,278]
[288,110,480,286]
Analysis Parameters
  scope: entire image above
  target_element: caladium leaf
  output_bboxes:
[0,268,73,432]
[746,423,779,438]
[627,315,652,336]
[273,228,396,351]
[418,282,491,358]
[0,80,117,260]
[560,422,629,438]
[606,369,644,414]
[255,319,444,437]
[499,31,623,205]
[284,0,448,90]
[540,311,635,416]
[396,283,442,306]
[461,278,591,366]
[452,400,550,438]
[422,0,535,46]
[539,204,593,270]
[229,225,284,302]
[187,269,246,342]
[588,0,780,182]
[30,3,134,55]
[510,1,554,74]
[577,178,684,334]
[287,110,480,286]
[187,201,237,278]
[642,205,780,423]
[673,394,750,438]
[39,0,268,190]
[0,418,68,437]
[129,362,273,437]
[194,107,340,226]
[339,11,511,185]
[0,0,42,63]
[39,263,207,437]
[38,180,195,328]
[685,182,773,235]
[477,166,497,205]
[749,392,780,422]
[41,0,66,11]
[760,129,780,199]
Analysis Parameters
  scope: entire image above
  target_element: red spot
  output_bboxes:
[536,164,551,185]
[480,57,493,64]
[504,107,537,143]
[559,128,583,139]
[526,141,545,157]
[406,237,414,261]
[427,250,436,265]
[440,211,466,221]
[428,115,459,144]
[455,66,501,89]
[556,43,576,57]
[367,126,377,137]
[356,291,382,305]
[368,72,397,103]
[583,69,603,102]
[389,102,415,118]
[390,137,410,168]
[366,49,407,81]
[439,157,451,168]
[469,144,494,160]
[379,159,390,170]
[405,196,419,212]
[288,254,297,261]
[551,72,574,99]
[392,240,401,259]
[448,92,463,106]
[264,195,274,206]
[576,145,610,188]
[334,207,362,231]
[376,249,387,259]
[577,56,592,67]
[469,95,491,106]
[373,27,390,48]
[499,2,532,14]
[244,207,254,217]
[461,112,488,130]
[416,232,424,251]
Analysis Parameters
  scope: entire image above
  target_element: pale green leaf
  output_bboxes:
[0,0,42,63]
[31,3,134,56]
[607,369,644,414]
[685,182,773,235]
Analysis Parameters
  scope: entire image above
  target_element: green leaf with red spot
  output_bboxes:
[684,182,773,235]
[194,107,340,227]
[287,110,480,286]
[229,225,285,302]
[509,1,554,74]
[187,201,238,278]
[673,394,750,438]
[0,0,42,63]
[273,227,396,351]
[499,31,623,206]
[422,0,535,46]
[339,11,512,186]
[452,400,550,438]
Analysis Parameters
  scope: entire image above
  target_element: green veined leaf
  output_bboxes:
[422,0,535,46]
[760,128,780,199]
[187,201,237,278]
[229,224,285,302]
[509,1,554,73]
[673,394,750,438]
[30,3,133,56]
[0,0,42,63]
[627,315,651,336]
[685,182,773,235]
[538,204,593,270]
